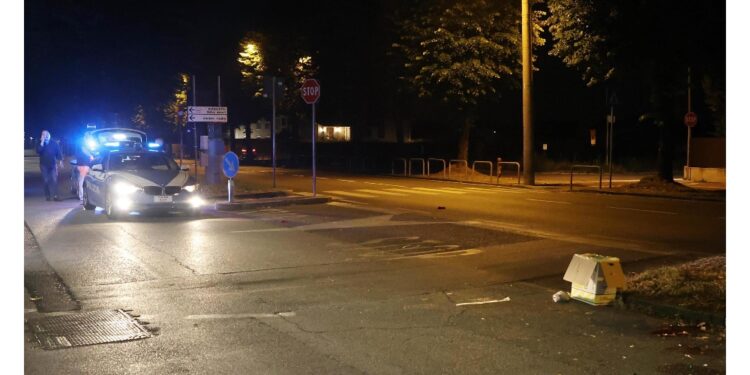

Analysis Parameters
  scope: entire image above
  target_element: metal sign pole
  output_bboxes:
[227,177,234,203]
[684,67,693,180]
[609,105,614,189]
[272,76,277,188]
[312,103,317,196]
[192,75,198,182]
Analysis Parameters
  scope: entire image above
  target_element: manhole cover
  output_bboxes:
[27,309,152,350]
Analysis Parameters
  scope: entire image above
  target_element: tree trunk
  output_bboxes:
[656,122,674,182]
[457,117,473,161]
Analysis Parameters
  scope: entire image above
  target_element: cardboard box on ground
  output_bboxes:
[563,253,626,306]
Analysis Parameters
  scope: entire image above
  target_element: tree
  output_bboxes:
[543,0,725,182]
[392,0,544,161]
[162,73,190,134]
[131,104,148,131]
[237,33,319,121]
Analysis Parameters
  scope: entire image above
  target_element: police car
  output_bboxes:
[70,128,153,197]
[81,148,204,219]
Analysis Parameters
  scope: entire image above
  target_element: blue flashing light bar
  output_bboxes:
[104,141,120,147]
[147,142,160,148]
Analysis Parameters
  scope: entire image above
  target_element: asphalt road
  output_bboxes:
[24,160,726,374]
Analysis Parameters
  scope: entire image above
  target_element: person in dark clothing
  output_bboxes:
[74,140,94,203]
[36,130,63,201]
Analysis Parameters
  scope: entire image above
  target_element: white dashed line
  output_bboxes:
[356,189,407,196]
[337,179,356,183]
[607,206,677,215]
[323,190,377,198]
[526,198,571,205]
[385,188,438,195]
[412,187,466,194]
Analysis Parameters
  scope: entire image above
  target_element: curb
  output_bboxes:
[619,294,725,325]
[576,188,725,202]
[214,196,331,211]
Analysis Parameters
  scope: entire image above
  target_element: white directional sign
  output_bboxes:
[188,114,228,123]
[188,106,227,115]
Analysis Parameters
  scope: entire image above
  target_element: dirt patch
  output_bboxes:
[626,256,725,314]
[612,176,724,200]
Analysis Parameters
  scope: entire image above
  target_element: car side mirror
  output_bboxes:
[180,166,189,171]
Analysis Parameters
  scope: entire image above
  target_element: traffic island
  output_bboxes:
[213,191,331,211]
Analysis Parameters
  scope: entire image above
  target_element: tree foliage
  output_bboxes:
[131,104,148,131]
[542,0,615,87]
[392,0,544,108]
[237,32,319,115]
[162,73,190,134]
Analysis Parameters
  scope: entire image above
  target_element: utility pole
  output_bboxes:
[521,0,535,185]
[272,76,277,188]
[683,67,693,180]
[192,75,198,181]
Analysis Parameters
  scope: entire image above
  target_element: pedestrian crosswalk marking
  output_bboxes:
[323,190,377,198]
[384,188,438,195]
[356,189,407,196]
[412,187,466,194]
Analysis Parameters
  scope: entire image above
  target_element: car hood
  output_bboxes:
[110,169,189,187]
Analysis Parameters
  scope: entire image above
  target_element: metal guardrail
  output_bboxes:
[448,159,468,181]
[472,161,494,183]
[569,164,602,191]
[496,161,521,185]
[392,158,407,176]
[427,158,446,178]
[408,158,426,176]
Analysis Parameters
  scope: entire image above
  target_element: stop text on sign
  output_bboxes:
[301,79,320,104]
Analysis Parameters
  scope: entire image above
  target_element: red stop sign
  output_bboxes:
[684,111,698,127]
[301,79,320,104]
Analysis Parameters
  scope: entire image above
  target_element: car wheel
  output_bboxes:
[82,185,96,211]
[105,191,119,220]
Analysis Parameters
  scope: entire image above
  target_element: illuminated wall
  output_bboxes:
[317,125,351,142]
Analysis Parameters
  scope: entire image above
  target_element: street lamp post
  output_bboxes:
[521,0,535,185]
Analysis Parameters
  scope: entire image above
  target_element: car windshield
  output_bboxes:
[109,153,179,171]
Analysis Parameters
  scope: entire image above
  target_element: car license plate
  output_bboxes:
[154,195,172,203]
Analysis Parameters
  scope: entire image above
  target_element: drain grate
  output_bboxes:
[27,309,152,350]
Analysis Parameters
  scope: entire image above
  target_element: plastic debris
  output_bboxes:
[553,290,571,303]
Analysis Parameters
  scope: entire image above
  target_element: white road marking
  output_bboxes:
[185,312,295,320]
[324,190,377,198]
[455,297,511,307]
[337,179,356,183]
[292,174,305,177]
[526,198,571,205]
[356,189,407,196]
[317,176,329,180]
[363,181,407,188]
[231,215,447,233]
[412,187,466,194]
[385,188,438,195]
[607,206,677,215]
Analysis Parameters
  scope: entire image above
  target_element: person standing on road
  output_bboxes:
[36,130,63,201]
[74,140,94,204]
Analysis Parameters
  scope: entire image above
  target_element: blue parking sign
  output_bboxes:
[222,152,240,178]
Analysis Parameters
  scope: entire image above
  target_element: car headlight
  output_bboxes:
[183,184,198,193]
[113,182,139,195]
[189,196,204,208]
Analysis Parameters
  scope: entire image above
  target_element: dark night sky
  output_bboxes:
[24,0,726,163]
